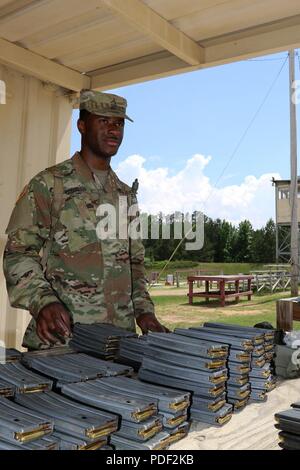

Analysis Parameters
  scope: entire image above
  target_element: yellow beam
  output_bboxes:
[102,0,204,66]
[91,52,185,90]
[0,38,90,91]
[204,15,300,66]
[90,15,300,90]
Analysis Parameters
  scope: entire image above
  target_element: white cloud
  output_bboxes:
[116,154,280,229]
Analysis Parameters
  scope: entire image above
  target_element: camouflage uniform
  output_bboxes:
[3,151,155,349]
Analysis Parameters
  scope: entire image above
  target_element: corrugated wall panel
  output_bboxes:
[0,64,72,349]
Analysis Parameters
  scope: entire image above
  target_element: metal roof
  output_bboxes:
[272,177,300,186]
[1,0,300,92]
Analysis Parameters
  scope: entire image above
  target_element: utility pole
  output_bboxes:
[289,50,299,296]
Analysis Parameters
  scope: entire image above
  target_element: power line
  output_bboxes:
[206,55,288,199]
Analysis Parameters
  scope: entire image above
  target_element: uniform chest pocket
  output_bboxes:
[53,196,99,253]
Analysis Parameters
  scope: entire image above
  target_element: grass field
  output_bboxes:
[150,290,298,331]
[146,261,273,277]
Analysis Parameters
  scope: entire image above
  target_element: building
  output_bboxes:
[272,177,300,263]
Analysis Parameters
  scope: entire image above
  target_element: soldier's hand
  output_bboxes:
[36,302,72,345]
[136,313,170,335]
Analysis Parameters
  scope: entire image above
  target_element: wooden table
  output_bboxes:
[187,275,254,307]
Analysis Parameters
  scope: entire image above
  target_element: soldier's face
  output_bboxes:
[79,114,124,158]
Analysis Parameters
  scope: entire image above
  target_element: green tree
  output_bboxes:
[234,220,253,262]
[143,211,276,264]
[251,219,276,263]
[223,222,238,262]
[263,218,276,263]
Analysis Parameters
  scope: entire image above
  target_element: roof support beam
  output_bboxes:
[0,37,90,91]
[204,15,300,67]
[90,14,300,90]
[102,0,204,66]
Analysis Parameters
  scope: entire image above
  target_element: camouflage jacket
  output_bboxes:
[3,152,154,349]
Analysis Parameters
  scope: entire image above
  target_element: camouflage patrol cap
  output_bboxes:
[80,90,133,122]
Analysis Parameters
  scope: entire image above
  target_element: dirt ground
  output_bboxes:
[170,377,300,450]
[149,287,188,296]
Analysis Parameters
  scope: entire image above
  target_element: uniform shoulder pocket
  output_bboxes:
[6,189,34,234]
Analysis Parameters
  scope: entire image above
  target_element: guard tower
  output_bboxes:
[272,177,300,262]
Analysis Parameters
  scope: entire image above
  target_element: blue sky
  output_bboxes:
[71,51,300,228]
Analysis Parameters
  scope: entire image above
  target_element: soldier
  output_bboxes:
[3,90,168,350]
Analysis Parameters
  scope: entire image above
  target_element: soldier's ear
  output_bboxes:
[77,118,85,135]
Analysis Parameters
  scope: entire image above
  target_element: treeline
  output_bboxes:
[142,216,276,263]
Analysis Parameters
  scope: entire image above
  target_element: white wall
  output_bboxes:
[0,64,72,349]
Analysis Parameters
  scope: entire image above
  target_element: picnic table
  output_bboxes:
[187,274,254,307]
